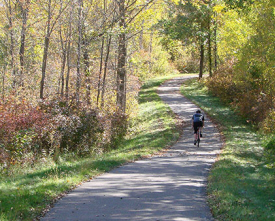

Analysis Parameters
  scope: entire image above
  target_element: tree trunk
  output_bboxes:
[59,26,67,98]
[149,31,153,72]
[40,35,50,99]
[60,50,66,98]
[97,36,105,106]
[116,0,127,113]
[139,20,144,50]
[199,43,204,79]
[214,12,218,70]
[101,35,112,108]
[65,41,71,101]
[40,0,52,99]
[2,66,5,101]
[40,0,67,99]
[6,0,16,88]
[83,33,91,105]
[76,0,83,103]
[208,20,212,77]
[65,8,73,101]
[19,0,29,87]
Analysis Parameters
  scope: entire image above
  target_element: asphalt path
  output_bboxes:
[41,76,222,221]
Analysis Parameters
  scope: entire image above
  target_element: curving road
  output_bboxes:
[41,76,222,221]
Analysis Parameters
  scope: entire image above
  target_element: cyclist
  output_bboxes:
[192,109,204,145]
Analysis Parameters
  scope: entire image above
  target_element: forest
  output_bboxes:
[0,0,275,169]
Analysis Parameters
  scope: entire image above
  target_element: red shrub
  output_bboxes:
[0,95,49,165]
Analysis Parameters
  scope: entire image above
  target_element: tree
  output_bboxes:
[207,1,214,77]
[4,0,16,88]
[116,0,127,112]
[206,0,275,128]
[115,0,154,112]
[18,0,30,87]
[40,0,69,99]
[65,3,73,101]
[76,0,83,103]
[101,34,112,107]
[223,0,254,9]
[159,0,214,78]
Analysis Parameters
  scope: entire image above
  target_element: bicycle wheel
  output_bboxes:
[197,128,200,147]
[197,137,200,147]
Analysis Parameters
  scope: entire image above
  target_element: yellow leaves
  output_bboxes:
[171,0,201,7]
[260,110,275,134]
[213,4,226,13]
[170,0,180,4]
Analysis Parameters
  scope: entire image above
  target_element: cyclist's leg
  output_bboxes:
[194,131,197,140]
[198,127,201,139]
[193,123,199,144]
[200,121,204,137]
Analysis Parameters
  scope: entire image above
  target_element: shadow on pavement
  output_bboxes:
[41,76,222,221]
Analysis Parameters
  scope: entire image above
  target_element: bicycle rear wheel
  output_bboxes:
[197,128,201,147]
[197,137,200,147]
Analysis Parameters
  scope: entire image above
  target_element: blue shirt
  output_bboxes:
[192,113,204,123]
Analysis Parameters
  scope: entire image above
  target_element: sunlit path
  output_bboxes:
[41,76,222,221]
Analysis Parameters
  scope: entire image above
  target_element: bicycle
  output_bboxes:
[192,109,204,147]
[195,127,202,147]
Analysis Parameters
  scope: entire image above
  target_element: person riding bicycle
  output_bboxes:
[192,109,204,145]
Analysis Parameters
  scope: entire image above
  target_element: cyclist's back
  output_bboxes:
[192,113,204,123]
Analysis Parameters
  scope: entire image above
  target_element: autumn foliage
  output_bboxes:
[206,60,275,133]
[0,95,130,168]
[0,0,161,170]
[0,96,47,164]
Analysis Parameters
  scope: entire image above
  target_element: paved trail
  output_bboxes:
[41,76,222,221]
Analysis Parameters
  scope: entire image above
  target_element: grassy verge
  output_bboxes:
[0,74,184,221]
[180,78,275,221]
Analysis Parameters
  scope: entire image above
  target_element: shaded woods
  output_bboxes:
[0,0,174,169]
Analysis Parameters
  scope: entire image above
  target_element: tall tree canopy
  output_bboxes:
[159,0,215,78]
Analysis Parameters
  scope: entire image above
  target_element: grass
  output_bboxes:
[180,78,275,221]
[0,74,185,221]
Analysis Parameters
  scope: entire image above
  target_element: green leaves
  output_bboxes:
[160,0,211,42]
[224,0,255,9]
